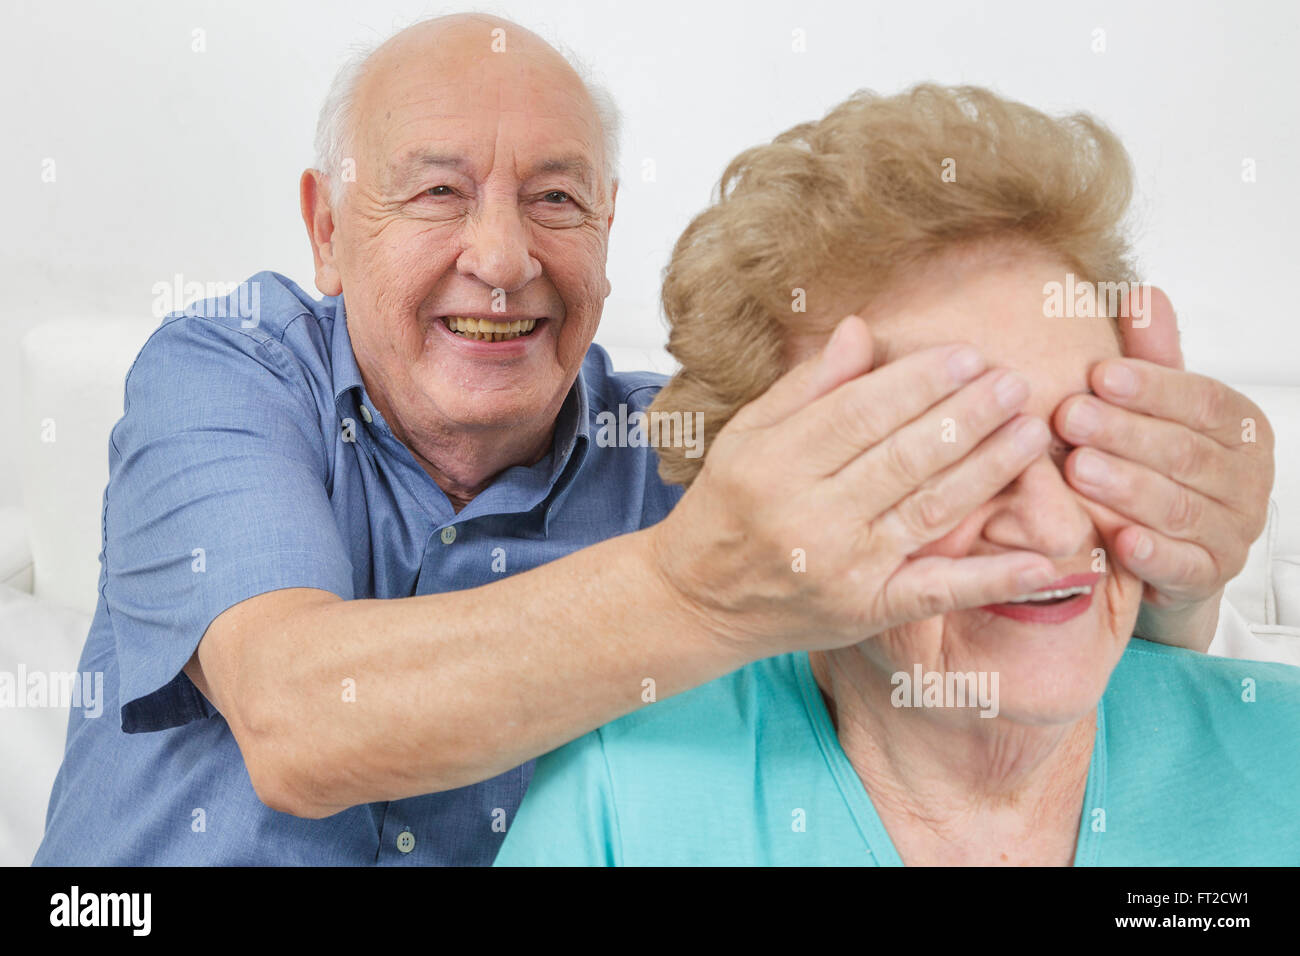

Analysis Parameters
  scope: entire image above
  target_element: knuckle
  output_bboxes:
[1166,485,1203,535]
[903,487,951,539]
[1195,383,1226,431]
[912,572,954,618]
[881,433,927,489]
[1171,430,1206,482]
[839,393,887,446]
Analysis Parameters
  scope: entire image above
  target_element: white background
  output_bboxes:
[3,0,1298,508]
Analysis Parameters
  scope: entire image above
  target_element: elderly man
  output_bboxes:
[34,14,1274,865]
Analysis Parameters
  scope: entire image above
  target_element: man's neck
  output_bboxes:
[405,424,555,512]
[809,648,1096,865]
[363,382,562,513]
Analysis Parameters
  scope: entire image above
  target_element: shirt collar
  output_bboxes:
[329,295,365,404]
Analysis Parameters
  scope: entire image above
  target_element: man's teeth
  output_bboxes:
[444,316,538,341]
[1005,585,1093,604]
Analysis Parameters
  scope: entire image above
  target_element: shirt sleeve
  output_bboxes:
[104,315,355,734]
[493,731,622,866]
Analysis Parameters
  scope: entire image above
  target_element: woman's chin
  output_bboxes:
[938,604,1135,726]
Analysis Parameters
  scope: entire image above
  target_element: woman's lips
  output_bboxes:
[980,572,1101,624]
[983,590,1093,623]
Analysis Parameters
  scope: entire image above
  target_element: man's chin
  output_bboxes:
[423,392,559,436]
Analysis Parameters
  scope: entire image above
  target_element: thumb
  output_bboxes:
[1118,285,1184,371]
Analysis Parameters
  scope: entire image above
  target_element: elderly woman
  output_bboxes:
[494,85,1300,865]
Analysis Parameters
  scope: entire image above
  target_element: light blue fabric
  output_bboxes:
[34,271,682,865]
[495,639,1300,865]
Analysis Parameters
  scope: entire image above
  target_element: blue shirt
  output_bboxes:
[494,640,1300,865]
[33,271,682,866]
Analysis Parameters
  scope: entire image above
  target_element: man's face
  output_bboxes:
[318,24,615,442]
[845,249,1145,725]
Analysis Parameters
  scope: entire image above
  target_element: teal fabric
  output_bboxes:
[495,638,1300,865]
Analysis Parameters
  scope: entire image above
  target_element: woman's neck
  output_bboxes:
[809,649,1096,866]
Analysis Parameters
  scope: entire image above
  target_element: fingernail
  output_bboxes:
[994,371,1029,410]
[947,346,984,384]
[1074,449,1109,484]
[1102,364,1137,397]
[1014,417,1048,454]
[1131,532,1153,561]
[1064,398,1099,438]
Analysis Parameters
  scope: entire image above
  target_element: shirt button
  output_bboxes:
[440,526,457,545]
[396,830,415,854]
[359,405,373,424]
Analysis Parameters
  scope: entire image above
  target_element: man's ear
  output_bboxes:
[606,178,618,231]
[1118,285,1184,371]
[300,169,343,297]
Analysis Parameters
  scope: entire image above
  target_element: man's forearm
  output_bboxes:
[235,526,749,817]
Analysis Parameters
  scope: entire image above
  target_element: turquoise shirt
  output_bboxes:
[495,639,1300,865]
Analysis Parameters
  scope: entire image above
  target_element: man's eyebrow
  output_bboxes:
[389,152,472,182]
[387,152,597,191]
[526,156,595,190]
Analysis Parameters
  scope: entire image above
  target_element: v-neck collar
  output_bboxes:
[790,651,1107,866]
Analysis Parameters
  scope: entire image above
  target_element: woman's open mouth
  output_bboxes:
[981,574,1099,624]
[441,316,542,342]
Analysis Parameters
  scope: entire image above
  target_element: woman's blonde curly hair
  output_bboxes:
[650,83,1137,487]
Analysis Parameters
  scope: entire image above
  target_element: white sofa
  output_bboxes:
[2,318,1297,866]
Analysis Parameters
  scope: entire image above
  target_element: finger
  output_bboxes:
[1056,395,1241,504]
[871,414,1051,554]
[1104,524,1224,605]
[1088,357,1272,451]
[732,315,875,430]
[1064,446,1245,554]
[778,341,989,476]
[876,552,1058,628]
[833,367,1033,516]
[1115,285,1184,370]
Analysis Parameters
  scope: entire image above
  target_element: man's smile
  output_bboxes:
[441,315,543,342]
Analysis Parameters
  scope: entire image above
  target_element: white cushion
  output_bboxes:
[19,319,158,615]
[0,505,33,592]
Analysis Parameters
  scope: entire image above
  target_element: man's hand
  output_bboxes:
[1054,287,1275,651]
[651,315,1059,658]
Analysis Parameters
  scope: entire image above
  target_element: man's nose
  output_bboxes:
[985,458,1096,560]
[455,200,543,293]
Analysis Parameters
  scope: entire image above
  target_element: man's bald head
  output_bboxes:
[313,13,620,207]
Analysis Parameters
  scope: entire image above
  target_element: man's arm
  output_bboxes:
[185,529,739,819]
[188,318,1061,818]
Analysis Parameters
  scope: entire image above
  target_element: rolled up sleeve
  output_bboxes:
[104,316,354,734]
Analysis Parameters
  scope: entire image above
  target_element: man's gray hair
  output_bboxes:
[312,23,622,208]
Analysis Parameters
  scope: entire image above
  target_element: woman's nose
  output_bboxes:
[456,201,543,293]
[983,457,1096,559]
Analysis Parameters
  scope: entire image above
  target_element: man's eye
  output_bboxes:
[543,190,571,203]
[425,185,454,197]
